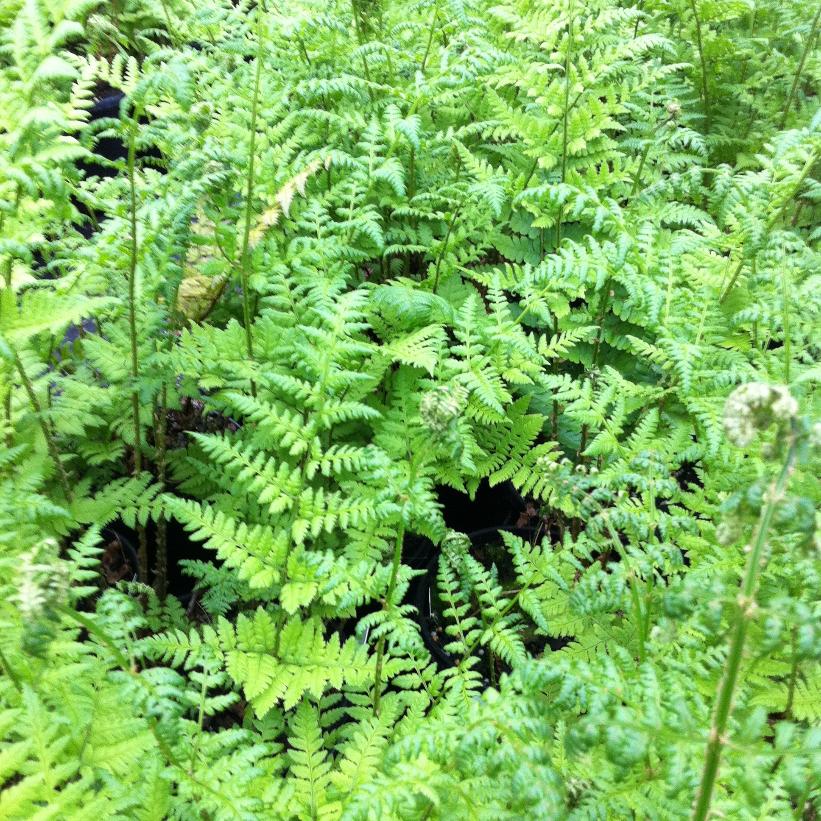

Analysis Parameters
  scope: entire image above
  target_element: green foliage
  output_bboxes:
[0,0,819,817]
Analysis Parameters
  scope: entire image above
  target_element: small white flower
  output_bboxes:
[723,383,797,447]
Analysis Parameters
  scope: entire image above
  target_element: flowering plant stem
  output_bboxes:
[692,427,798,821]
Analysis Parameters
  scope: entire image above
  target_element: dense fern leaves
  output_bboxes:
[0,0,819,818]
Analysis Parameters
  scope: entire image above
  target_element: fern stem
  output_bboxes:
[780,267,791,384]
[350,0,375,101]
[1,374,11,450]
[689,0,710,131]
[1,186,22,447]
[126,113,149,581]
[631,113,674,197]
[420,0,440,74]
[556,4,575,249]
[373,523,405,716]
[432,153,463,294]
[13,352,73,502]
[153,382,169,597]
[691,429,798,821]
[577,287,611,461]
[189,663,209,773]
[237,4,267,396]
[779,1,821,129]
[158,0,178,45]
[783,628,799,718]
[551,315,559,440]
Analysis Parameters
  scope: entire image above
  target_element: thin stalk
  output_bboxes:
[153,382,168,597]
[2,187,21,448]
[720,151,817,302]
[689,0,710,131]
[373,523,405,716]
[14,353,73,502]
[2,347,11,450]
[631,113,675,197]
[781,268,791,384]
[238,4,267,396]
[404,147,417,276]
[779,2,821,129]
[350,0,375,101]
[556,7,575,249]
[158,0,178,44]
[691,432,798,821]
[432,154,463,294]
[551,316,559,440]
[189,665,209,772]
[126,113,149,581]
[577,286,611,461]
[420,0,440,74]
[783,629,799,718]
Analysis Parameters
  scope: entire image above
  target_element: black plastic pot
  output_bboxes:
[80,90,163,181]
[98,517,205,603]
[413,526,537,669]
[90,91,126,120]
[154,516,209,603]
[437,480,525,533]
[83,91,129,177]
[100,526,140,586]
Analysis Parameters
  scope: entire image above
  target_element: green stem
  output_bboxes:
[556,7,575,249]
[779,2,821,129]
[158,0,178,44]
[154,382,168,597]
[126,113,149,581]
[689,0,710,131]
[692,432,798,821]
[2,360,11,450]
[631,114,675,197]
[238,3,267,395]
[2,187,21,447]
[577,285,611,461]
[420,0,440,74]
[781,268,791,384]
[373,523,405,715]
[189,665,209,773]
[432,154,463,293]
[13,352,73,502]
[783,629,799,718]
[350,0,375,100]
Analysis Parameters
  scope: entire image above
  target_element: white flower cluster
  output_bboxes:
[419,385,467,434]
[723,383,798,447]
